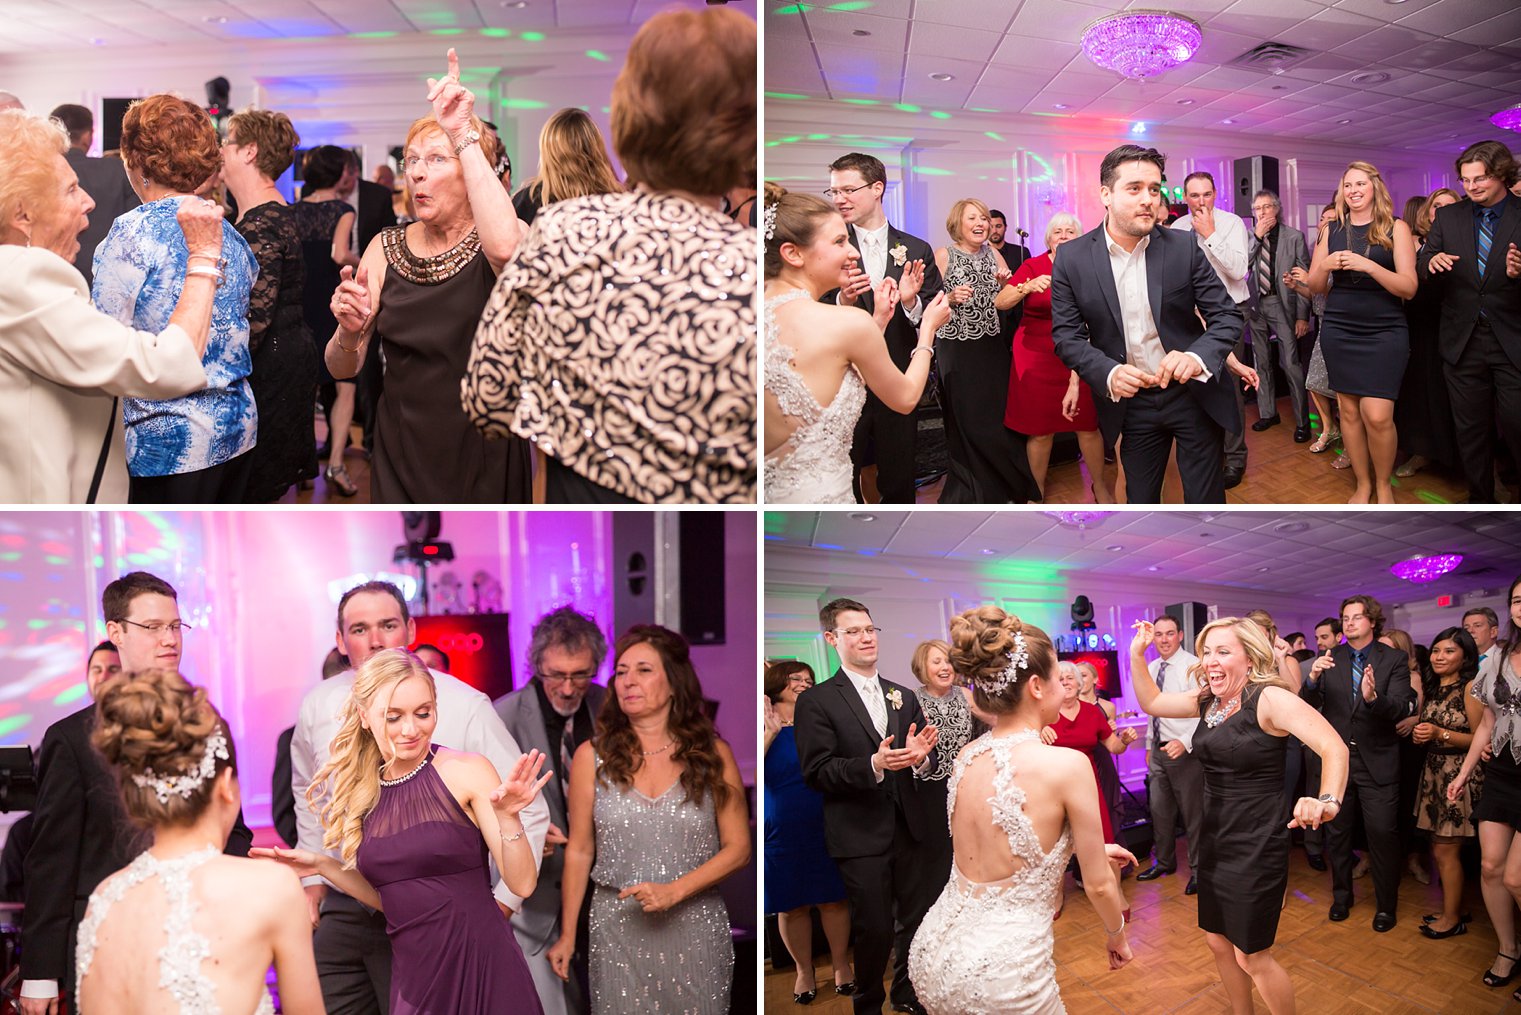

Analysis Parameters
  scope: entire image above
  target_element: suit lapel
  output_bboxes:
[833,669,882,743]
[1091,229,1124,335]
[1146,230,1166,333]
[1482,197,1521,291]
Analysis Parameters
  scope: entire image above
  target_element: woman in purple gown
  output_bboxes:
[254,649,551,1015]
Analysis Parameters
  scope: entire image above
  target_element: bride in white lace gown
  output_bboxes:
[909,606,1134,1015]
[761,182,950,503]
[77,669,322,1015]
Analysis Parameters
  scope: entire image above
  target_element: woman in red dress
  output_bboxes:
[1000,213,1115,503]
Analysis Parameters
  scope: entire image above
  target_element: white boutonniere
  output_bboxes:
[889,243,908,267]
[886,688,903,710]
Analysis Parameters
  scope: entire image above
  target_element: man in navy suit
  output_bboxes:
[1418,139,1521,503]
[1051,144,1242,503]
[826,153,943,504]
[794,598,938,1015]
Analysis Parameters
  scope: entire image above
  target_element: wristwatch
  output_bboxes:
[452,128,481,155]
[1318,793,1341,808]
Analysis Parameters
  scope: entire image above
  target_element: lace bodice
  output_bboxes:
[76,847,275,1015]
[915,688,983,782]
[763,288,865,503]
[946,733,1073,888]
[937,244,1002,342]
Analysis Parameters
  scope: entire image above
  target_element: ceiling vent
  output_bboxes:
[1229,42,1315,70]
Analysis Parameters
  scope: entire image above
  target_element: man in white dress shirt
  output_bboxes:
[290,580,548,1015]
[1134,614,1205,893]
[1170,171,1252,490]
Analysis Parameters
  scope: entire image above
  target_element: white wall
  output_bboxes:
[767,99,1461,253]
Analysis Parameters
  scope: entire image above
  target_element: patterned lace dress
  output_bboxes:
[763,288,865,503]
[908,732,1071,1015]
[76,847,275,1015]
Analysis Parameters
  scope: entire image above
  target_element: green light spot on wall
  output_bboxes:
[430,28,463,35]
[585,49,609,61]
[54,683,88,707]
[0,715,31,739]
[765,140,781,147]
[828,1,872,10]
[27,620,47,630]
[778,135,802,144]
[970,107,1000,113]
[351,31,395,38]
[894,103,920,113]
[914,166,953,176]
[985,131,1004,141]
[479,27,511,38]
[929,110,952,120]
[519,30,545,41]
[44,555,67,566]
[806,133,829,140]
[93,555,104,568]
[766,92,808,100]
[501,98,547,109]
[0,553,17,563]
[841,98,879,105]
[775,3,811,13]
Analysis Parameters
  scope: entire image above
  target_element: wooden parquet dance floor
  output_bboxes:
[763,844,1521,1013]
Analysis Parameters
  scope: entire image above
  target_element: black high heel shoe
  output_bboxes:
[1484,953,1520,988]
[1420,920,1467,940]
[834,981,856,997]
[793,981,817,1005]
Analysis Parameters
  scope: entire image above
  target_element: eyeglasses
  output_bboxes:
[823,183,874,200]
[787,674,815,687]
[403,153,455,173]
[1460,174,1495,187]
[1340,614,1366,624]
[220,137,238,148]
[540,672,595,688]
[120,619,192,635]
[834,625,883,638]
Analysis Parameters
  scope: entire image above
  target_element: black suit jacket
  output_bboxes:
[21,705,255,988]
[1050,223,1242,447]
[354,178,398,255]
[1302,641,1415,785]
[829,224,944,368]
[793,670,937,859]
[1417,195,1521,367]
[272,725,297,847]
[65,148,140,287]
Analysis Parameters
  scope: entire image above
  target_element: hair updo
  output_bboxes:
[762,180,839,281]
[92,669,238,829]
[948,605,1056,715]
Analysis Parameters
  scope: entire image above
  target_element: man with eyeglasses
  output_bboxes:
[493,606,608,1015]
[794,597,939,1015]
[290,579,546,1015]
[1419,139,1521,503]
[825,152,943,505]
[1302,594,1415,933]
[21,571,252,1015]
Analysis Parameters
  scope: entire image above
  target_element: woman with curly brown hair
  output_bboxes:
[93,93,260,502]
[548,625,749,1013]
[81,668,321,1014]
[907,606,1134,1014]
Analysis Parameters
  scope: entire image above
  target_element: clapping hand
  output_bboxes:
[762,696,782,739]
[898,259,926,305]
[332,265,372,335]
[839,261,872,305]
[871,722,939,772]
[872,276,901,331]
[1426,251,1460,274]
[1360,664,1377,703]
[489,749,553,817]
[427,48,474,137]
[920,291,952,335]
[1287,796,1339,830]
[1507,242,1520,279]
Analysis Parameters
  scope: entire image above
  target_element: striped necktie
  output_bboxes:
[1478,208,1498,278]
[1255,234,1273,298]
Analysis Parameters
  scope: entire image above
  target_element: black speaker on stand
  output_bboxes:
[1234,155,1280,209]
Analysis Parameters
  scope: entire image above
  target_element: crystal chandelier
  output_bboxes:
[1389,553,1463,583]
[1042,511,1114,530]
[1491,103,1521,132]
[1082,10,1203,81]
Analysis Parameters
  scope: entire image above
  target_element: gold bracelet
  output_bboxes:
[335,335,360,354]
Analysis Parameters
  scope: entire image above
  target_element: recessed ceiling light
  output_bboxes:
[1257,567,1271,573]
[1384,0,1409,4]
[1053,103,1070,109]
[849,513,876,522]
[1338,118,1352,124]
[1176,98,1195,105]
[852,29,871,36]
[1274,521,1310,534]
[1350,71,1391,85]
[1147,565,1161,572]
[1221,119,1235,125]
[930,72,954,81]
[1106,544,1124,552]
[500,0,528,7]
[203,15,227,22]
[980,548,997,555]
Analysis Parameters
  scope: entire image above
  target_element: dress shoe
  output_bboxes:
[1328,902,1350,922]
[892,1002,928,1015]
[1294,424,1312,443]
[1251,415,1282,432]
[1373,911,1397,933]
[834,981,856,997]
[1185,875,1198,895]
[1136,864,1174,882]
[1306,852,1327,871]
[1223,467,1245,490]
[1421,920,1467,939]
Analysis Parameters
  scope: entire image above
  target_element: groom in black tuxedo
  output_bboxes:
[1301,594,1415,932]
[826,153,943,504]
[794,598,939,1015]
[1051,143,1242,503]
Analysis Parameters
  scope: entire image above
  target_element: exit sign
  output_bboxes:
[1437,594,1454,607]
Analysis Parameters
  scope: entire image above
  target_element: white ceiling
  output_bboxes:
[764,510,1521,604]
[0,0,752,52]
[765,0,1521,154]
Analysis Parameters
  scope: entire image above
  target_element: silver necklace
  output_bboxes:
[1204,694,1242,728]
[640,741,674,757]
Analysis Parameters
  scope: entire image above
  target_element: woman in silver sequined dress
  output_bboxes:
[550,625,750,1013]
[908,607,1133,1015]
[932,199,1040,503]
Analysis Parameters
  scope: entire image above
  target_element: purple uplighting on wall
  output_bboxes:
[1081,11,1203,81]
[1390,553,1463,584]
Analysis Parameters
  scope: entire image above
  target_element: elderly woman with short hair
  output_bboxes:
[464,7,757,504]
[221,108,318,503]
[0,108,222,503]
[325,49,531,504]
[92,93,258,502]
[1001,211,1115,503]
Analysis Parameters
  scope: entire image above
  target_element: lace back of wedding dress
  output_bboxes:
[763,289,866,504]
[76,847,276,1015]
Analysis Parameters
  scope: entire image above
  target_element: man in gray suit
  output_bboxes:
[495,606,609,1015]
[49,104,140,286]
[1245,190,1313,442]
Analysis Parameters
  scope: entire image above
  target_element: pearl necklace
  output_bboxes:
[379,750,432,786]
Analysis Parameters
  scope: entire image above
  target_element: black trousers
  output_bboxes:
[314,891,392,1015]
[1327,750,1401,913]
[128,449,253,504]
[1445,319,1521,503]
[1119,384,1226,503]
[852,392,918,504]
[834,807,941,1014]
